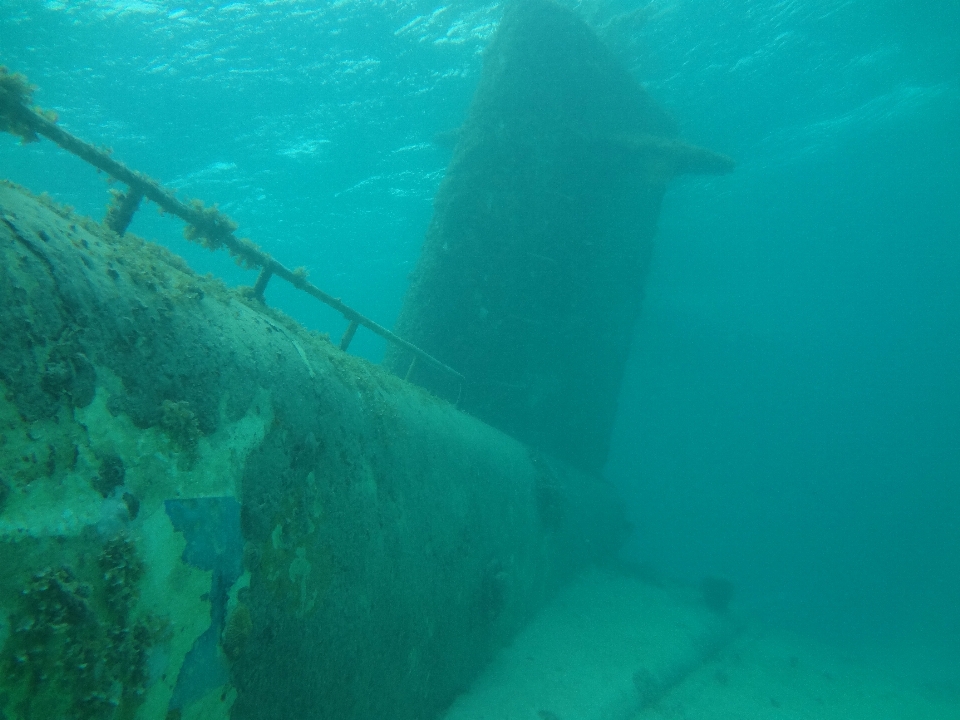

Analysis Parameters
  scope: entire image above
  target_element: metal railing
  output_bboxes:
[0,67,463,394]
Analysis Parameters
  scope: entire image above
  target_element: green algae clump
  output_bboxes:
[0,535,164,720]
[159,399,202,453]
[182,199,238,251]
[0,66,57,144]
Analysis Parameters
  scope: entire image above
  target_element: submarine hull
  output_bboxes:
[0,181,624,720]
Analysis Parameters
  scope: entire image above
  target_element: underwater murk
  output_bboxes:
[1,1,959,719]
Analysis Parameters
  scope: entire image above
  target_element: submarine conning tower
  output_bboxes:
[386,0,734,473]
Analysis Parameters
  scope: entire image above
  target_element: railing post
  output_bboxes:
[339,319,360,351]
[252,267,273,301]
[104,188,143,235]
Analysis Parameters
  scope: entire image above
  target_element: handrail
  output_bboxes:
[0,67,463,392]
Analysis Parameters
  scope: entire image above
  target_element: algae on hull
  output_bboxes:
[0,180,625,720]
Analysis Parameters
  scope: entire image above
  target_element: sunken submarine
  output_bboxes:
[0,1,731,719]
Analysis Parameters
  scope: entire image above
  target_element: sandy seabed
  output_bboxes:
[443,569,960,720]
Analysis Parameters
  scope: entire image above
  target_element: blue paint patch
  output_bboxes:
[165,496,244,579]
[164,496,244,711]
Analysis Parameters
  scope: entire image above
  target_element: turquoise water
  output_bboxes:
[3,0,959,674]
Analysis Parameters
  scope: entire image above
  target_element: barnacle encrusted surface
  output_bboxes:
[0,179,624,720]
